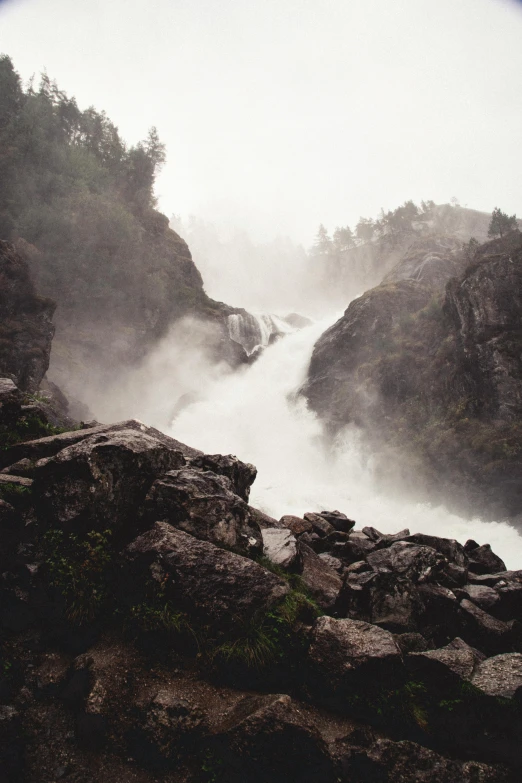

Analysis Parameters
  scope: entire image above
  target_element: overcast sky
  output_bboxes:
[1,0,522,243]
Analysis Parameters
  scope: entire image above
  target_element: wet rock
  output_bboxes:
[145,467,261,556]
[124,522,288,633]
[133,689,206,766]
[32,428,184,533]
[472,653,522,700]
[344,532,377,561]
[316,510,355,533]
[307,617,402,710]
[366,542,445,584]
[407,638,483,683]
[303,512,334,537]
[395,632,429,654]
[468,545,507,575]
[404,533,468,568]
[214,694,334,783]
[0,417,197,470]
[318,553,343,572]
[297,542,342,611]
[248,506,282,529]
[188,452,256,501]
[463,584,501,614]
[362,526,411,547]
[262,528,298,569]
[280,515,312,536]
[369,573,425,632]
[363,738,511,783]
[459,598,514,655]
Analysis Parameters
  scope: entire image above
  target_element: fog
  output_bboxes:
[2,0,522,243]
[3,0,522,565]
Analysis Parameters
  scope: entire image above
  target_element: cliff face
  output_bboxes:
[37,211,247,401]
[304,231,522,521]
[0,241,55,392]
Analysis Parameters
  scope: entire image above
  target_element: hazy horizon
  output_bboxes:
[2,0,522,244]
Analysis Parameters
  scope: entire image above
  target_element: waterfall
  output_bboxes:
[171,316,522,569]
[227,312,295,355]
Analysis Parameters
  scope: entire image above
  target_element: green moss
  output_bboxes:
[43,528,113,625]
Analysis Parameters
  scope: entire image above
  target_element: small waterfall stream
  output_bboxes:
[227,312,295,355]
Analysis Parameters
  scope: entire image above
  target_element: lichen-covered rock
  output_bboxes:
[188,452,257,501]
[32,428,185,533]
[306,616,402,711]
[472,653,522,700]
[144,467,261,556]
[123,522,288,632]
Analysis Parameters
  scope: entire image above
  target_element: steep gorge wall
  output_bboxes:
[304,231,522,522]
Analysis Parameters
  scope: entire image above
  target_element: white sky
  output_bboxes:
[1,0,522,243]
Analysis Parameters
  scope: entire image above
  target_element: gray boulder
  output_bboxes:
[32,428,184,533]
[472,653,522,700]
[261,528,298,569]
[188,452,256,501]
[145,468,261,556]
[123,522,288,633]
[366,542,445,583]
[297,543,342,611]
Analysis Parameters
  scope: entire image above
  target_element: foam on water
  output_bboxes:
[171,316,522,569]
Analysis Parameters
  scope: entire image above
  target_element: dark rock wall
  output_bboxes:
[304,231,522,520]
[0,241,55,392]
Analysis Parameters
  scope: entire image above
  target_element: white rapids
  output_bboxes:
[170,315,522,569]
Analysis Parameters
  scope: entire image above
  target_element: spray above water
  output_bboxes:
[171,316,522,569]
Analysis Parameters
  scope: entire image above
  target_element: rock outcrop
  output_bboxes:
[1,380,522,782]
[0,241,55,392]
[305,230,522,520]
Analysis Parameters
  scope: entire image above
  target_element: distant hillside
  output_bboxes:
[310,203,522,309]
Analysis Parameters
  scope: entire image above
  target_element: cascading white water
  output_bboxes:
[227,312,294,355]
[171,316,522,568]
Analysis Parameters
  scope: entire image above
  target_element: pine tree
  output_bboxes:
[488,207,518,238]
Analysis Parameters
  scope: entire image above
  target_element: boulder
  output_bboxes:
[361,738,511,783]
[303,513,334,538]
[297,543,342,612]
[459,599,514,655]
[306,616,402,710]
[463,584,501,614]
[32,428,184,533]
[366,542,445,583]
[261,528,298,569]
[145,468,261,556]
[280,515,312,536]
[123,522,288,633]
[213,694,334,783]
[468,545,507,575]
[0,418,198,470]
[344,532,377,561]
[316,510,355,533]
[362,526,411,547]
[404,533,468,568]
[407,638,483,684]
[188,452,256,501]
[472,653,522,700]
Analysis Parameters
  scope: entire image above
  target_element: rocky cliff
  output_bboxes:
[1,377,522,782]
[0,241,56,393]
[304,230,522,521]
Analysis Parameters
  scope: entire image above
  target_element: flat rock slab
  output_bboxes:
[261,528,297,569]
[0,418,199,470]
[472,653,522,699]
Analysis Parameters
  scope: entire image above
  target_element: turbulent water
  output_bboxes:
[227,312,295,355]
[171,316,522,569]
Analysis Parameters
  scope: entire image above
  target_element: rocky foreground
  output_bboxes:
[1,378,522,782]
